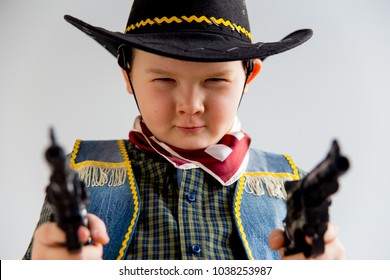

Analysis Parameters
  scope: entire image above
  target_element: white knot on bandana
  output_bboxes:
[129,116,251,186]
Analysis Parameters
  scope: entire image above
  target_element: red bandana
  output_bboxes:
[129,116,251,186]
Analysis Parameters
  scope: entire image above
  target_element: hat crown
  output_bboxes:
[125,0,252,42]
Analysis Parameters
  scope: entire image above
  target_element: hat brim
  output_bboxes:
[64,15,312,62]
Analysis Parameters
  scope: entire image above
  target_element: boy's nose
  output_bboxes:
[176,88,205,115]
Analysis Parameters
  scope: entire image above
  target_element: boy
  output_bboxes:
[24,0,344,260]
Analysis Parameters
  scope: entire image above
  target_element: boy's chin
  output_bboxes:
[168,139,214,151]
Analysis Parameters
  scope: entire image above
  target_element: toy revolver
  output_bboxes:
[283,139,350,258]
[45,128,89,252]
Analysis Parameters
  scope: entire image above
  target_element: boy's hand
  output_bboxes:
[31,213,109,260]
[269,222,345,260]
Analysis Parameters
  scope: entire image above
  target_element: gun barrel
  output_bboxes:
[304,140,349,190]
[45,128,66,170]
[334,154,350,173]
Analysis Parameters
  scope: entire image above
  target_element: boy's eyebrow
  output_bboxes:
[146,68,174,75]
[146,67,234,76]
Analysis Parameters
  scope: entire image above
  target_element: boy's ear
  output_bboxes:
[246,59,262,84]
[121,68,134,94]
[243,59,262,94]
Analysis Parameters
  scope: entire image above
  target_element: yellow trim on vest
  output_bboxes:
[117,140,139,260]
[70,139,127,169]
[283,154,300,180]
[234,175,254,260]
[70,139,81,168]
[125,15,252,42]
[244,171,296,179]
[243,154,299,180]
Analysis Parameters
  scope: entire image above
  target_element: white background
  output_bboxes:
[1,0,389,259]
[2,260,390,279]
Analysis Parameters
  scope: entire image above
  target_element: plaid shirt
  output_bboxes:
[125,142,247,259]
[23,143,247,260]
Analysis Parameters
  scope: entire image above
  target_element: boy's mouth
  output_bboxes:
[176,126,205,133]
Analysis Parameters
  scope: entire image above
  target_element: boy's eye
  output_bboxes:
[154,78,175,83]
[206,78,227,83]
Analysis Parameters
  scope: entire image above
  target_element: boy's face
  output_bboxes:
[125,49,259,150]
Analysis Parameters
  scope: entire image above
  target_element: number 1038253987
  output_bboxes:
[212,266,272,276]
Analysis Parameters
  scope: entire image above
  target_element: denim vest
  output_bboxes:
[70,140,299,260]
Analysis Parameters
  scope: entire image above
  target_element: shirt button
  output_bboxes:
[191,244,201,254]
[186,193,196,202]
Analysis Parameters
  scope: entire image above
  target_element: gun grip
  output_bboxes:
[283,230,326,258]
[65,225,83,253]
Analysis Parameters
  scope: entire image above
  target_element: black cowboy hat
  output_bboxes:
[64,0,313,62]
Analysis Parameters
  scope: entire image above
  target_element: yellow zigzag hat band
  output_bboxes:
[125,15,252,42]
